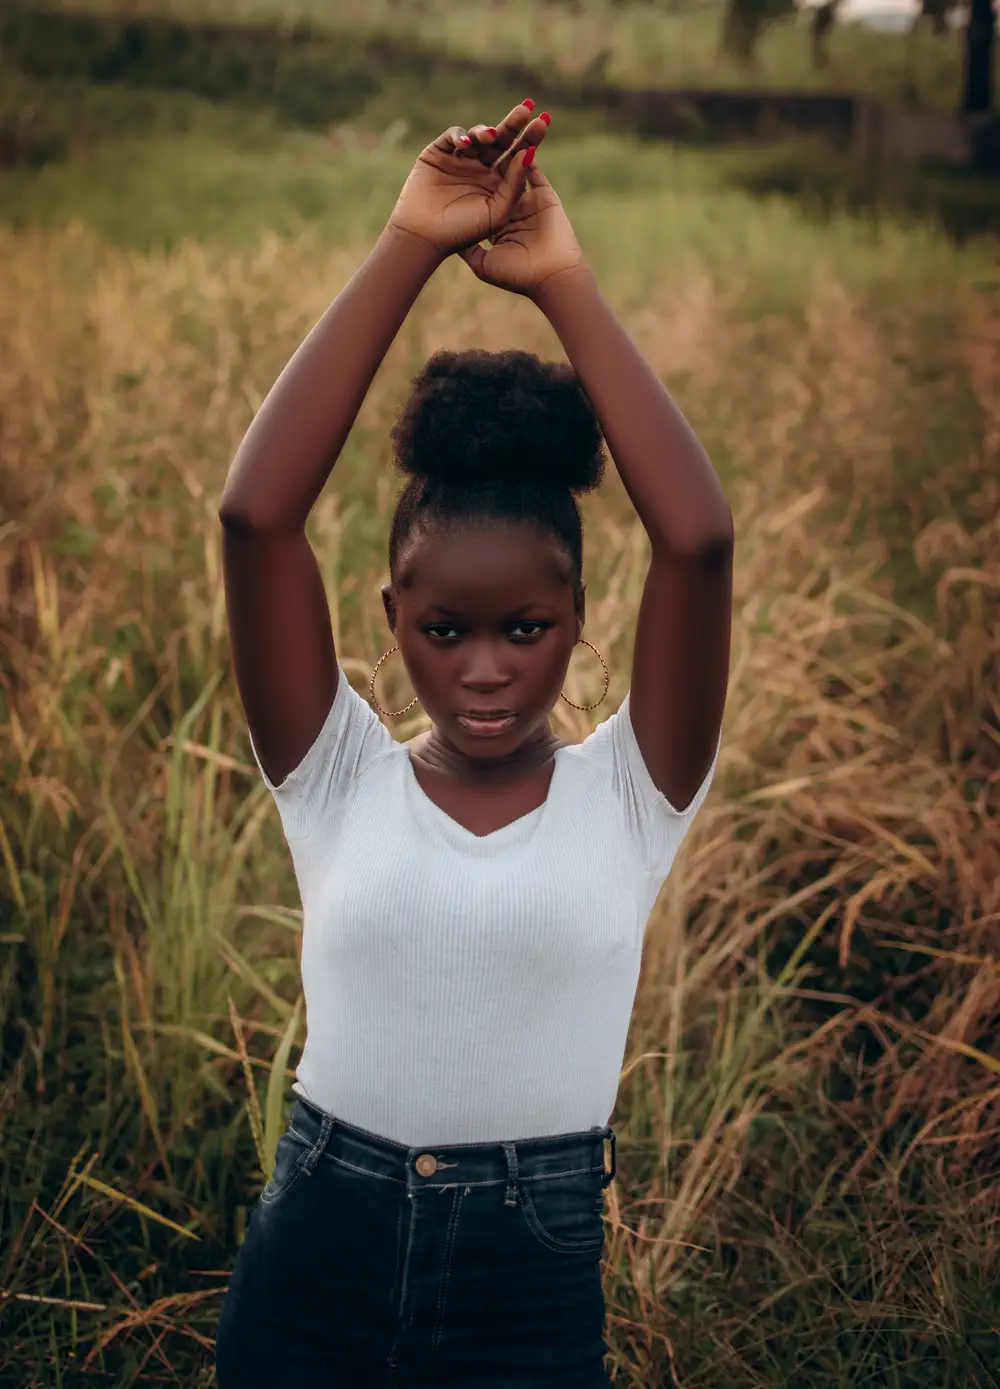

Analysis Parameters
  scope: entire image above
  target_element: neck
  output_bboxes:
[414,722,563,783]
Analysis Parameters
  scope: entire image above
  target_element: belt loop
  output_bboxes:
[501,1142,520,1208]
[302,1114,334,1176]
[601,1126,616,1187]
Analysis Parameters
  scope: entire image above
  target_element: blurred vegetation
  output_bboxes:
[6,0,1000,117]
[2,2,999,240]
[2,2,999,1387]
[0,2,586,166]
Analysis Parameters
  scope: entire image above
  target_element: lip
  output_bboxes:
[456,712,517,737]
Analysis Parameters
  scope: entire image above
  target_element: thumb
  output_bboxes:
[520,159,550,193]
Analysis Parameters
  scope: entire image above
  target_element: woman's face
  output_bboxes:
[384,520,583,759]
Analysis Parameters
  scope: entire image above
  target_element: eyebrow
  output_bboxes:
[425,604,554,620]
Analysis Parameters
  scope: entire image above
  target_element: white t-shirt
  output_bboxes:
[249,666,718,1147]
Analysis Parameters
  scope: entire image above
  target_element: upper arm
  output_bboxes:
[219,514,339,789]
[629,538,733,812]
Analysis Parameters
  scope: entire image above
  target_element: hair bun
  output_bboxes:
[391,348,605,495]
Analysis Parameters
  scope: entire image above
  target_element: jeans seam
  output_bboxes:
[431,1185,465,1351]
[317,1153,599,1186]
[420,1165,601,1190]
[322,1152,404,1184]
[260,1147,309,1206]
[261,1118,332,1206]
[301,1115,334,1176]
[388,1181,418,1369]
[386,1183,407,1379]
[518,1179,606,1255]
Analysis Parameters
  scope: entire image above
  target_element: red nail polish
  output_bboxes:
[540,111,551,125]
[460,135,472,145]
[522,98,535,111]
[523,145,536,167]
[487,127,498,139]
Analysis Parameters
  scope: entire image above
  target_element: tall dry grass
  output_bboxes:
[1,219,998,1383]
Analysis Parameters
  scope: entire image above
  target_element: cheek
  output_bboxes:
[523,641,577,706]
[398,639,441,688]
[539,638,574,675]
[401,637,571,696]
[397,638,467,707]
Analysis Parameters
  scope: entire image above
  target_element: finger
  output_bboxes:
[467,123,500,147]
[491,98,540,153]
[494,113,548,167]
[431,125,475,155]
[493,115,548,179]
[490,145,537,223]
[457,244,487,277]
[519,160,550,192]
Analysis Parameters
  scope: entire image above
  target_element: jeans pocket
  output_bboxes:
[259,1126,312,1207]
[518,1169,606,1256]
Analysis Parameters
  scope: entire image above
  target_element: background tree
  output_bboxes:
[720,0,798,65]
[961,0,996,113]
[913,0,957,36]
[810,0,843,68]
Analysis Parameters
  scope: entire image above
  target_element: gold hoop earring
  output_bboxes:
[370,646,419,718]
[559,639,609,711]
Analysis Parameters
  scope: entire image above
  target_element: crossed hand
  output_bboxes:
[388,100,587,300]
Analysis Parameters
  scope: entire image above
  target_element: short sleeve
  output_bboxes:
[247,664,394,842]
[575,693,720,878]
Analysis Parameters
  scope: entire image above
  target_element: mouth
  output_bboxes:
[455,711,517,738]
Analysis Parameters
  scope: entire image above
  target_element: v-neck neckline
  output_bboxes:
[402,746,564,849]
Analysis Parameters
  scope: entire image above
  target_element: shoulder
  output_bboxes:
[560,695,720,876]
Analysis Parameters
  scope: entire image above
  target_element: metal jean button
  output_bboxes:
[415,1154,438,1177]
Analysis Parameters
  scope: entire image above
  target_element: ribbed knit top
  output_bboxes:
[249,666,718,1147]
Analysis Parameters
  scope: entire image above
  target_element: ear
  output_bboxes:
[381,583,397,635]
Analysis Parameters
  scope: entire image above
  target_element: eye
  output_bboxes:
[508,621,550,641]
[424,624,462,641]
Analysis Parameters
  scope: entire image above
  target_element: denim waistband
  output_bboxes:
[288,1097,617,1197]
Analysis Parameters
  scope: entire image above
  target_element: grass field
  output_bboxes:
[2,3,1000,1386]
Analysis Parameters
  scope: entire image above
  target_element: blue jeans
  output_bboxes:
[215,1096,617,1387]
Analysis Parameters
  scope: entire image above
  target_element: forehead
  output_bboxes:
[396,521,573,610]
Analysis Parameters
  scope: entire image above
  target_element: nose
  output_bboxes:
[460,639,513,691]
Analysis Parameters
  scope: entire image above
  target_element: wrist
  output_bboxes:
[380,219,449,277]
[530,263,597,316]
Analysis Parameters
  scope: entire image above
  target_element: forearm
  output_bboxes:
[534,270,733,556]
[218,224,444,530]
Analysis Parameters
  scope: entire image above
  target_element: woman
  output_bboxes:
[214,100,733,1388]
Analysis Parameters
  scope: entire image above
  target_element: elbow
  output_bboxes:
[217,499,250,528]
[217,499,307,534]
[702,508,735,558]
[217,502,265,534]
[651,510,735,564]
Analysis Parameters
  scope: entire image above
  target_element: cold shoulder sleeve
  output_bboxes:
[248,666,394,842]
[575,693,720,879]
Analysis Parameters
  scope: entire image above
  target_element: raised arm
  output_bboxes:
[216,227,444,785]
[457,151,732,811]
[536,264,733,811]
[217,112,545,787]
[218,226,443,531]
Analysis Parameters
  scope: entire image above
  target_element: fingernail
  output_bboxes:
[523,145,536,168]
[540,112,551,125]
[522,98,535,111]
[460,135,472,145]
[487,127,498,139]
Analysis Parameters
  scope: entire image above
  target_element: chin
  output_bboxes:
[454,712,520,744]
